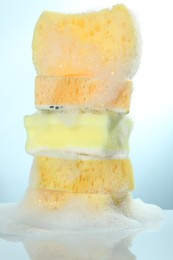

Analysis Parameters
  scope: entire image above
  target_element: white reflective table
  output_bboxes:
[0,210,172,260]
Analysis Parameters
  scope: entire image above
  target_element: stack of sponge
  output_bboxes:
[24,4,140,213]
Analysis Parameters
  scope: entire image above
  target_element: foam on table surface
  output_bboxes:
[0,201,166,259]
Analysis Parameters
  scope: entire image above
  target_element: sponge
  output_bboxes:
[32,4,140,104]
[30,156,134,194]
[23,188,131,211]
[35,77,133,113]
[24,111,133,158]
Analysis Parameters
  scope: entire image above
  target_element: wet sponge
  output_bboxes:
[30,157,134,194]
[32,4,140,103]
[35,77,133,113]
[23,188,131,212]
[24,111,133,158]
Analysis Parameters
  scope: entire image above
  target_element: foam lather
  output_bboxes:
[29,156,134,193]
[32,4,141,106]
[24,111,133,158]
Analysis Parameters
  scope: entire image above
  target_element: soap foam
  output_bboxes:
[0,194,164,259]
[21,229,142,260]
[0,195,164,237]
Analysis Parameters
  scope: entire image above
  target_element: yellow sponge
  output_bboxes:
[23,188,131,211]
[30,157,134,194]
[35,77,133,113]
[32,4,140,104]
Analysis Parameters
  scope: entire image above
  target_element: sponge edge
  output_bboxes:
[22,188,131,212]
[35,77,133,112]
[32,4,141,103]
[29,157,135,194]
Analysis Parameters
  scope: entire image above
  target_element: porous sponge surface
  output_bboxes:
[33,4,140,78]
[32,4,140,105]
[23,188,131,212]
[35,77,133,112]
[30,157,134,193]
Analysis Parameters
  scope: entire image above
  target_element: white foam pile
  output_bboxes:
[0,197,164,236]
[0,198,164,260]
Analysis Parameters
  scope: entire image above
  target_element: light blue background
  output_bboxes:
[0,0,173,208]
